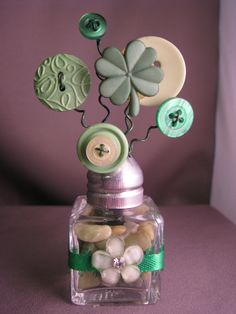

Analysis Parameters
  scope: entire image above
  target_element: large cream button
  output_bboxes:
[138,36,186,107]
[86,134,120,167]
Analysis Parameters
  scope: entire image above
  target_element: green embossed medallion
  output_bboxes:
[34,54,91,111]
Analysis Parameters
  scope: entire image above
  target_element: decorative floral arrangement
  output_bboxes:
[33,12,194,302]
[34,13,194,172]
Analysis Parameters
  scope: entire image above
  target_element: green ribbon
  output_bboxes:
[138,246,164,272]
[68,246,164,273]
[68,251,97,272]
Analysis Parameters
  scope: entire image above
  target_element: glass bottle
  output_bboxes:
[69,157,164,305]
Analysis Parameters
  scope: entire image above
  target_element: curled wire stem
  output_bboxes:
[124,104,134,135]
[99,95,110,123]
[129,125,158,154]
[96,76,110,122]
[74,109,89,128]
[96,39,103,56]
[74,40,103,128]
[95,39,110,123]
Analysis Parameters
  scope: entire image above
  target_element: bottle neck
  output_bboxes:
[86,156,144,209]
[87,187,143,210]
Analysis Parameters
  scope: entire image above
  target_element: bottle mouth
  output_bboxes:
[86,156,144,209]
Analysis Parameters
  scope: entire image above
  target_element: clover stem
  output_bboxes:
[124,104,134,135]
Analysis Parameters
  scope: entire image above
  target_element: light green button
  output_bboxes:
[156,98,194,138]
[79,13,107,40]
[34,54,91,111]
[77,123,128,174]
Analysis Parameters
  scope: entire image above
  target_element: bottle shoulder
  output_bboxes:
[70,194,163,226]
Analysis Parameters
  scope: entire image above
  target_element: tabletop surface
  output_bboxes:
[0,204,235,314]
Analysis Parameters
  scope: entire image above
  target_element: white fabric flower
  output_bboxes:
[91,236,144,286]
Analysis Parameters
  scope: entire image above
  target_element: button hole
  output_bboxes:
[58,72,65,91]
[85,18,100,32]
[95,144,110,157]
[154,60,161,68]
[169,113,175,119]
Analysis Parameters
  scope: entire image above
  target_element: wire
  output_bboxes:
[74,109,89,128]
[99,95,110,123]
[129,125,158,154]
[124,104,134,135]
[96,39,103,56]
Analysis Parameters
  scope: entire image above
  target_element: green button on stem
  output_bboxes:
[79,13,107,40]
[77,123,129,174]
[156,98,194,138]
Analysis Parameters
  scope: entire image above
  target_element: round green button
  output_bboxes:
[156,98,194,138]
[77,123,128,174]
[34,54,91,111]
[79,13,106,40]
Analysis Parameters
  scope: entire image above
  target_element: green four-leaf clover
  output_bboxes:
[95,40,164,117]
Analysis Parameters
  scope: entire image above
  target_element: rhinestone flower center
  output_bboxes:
[113,256,125,269]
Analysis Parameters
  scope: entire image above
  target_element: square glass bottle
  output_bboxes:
[69,157,164,305]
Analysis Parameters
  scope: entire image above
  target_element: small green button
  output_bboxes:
[156,98,194,138]
[77,123,128,174]
[34,54,91,111]
[79,13,106,40]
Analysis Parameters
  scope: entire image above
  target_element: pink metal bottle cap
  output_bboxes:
[87,156,144,209]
